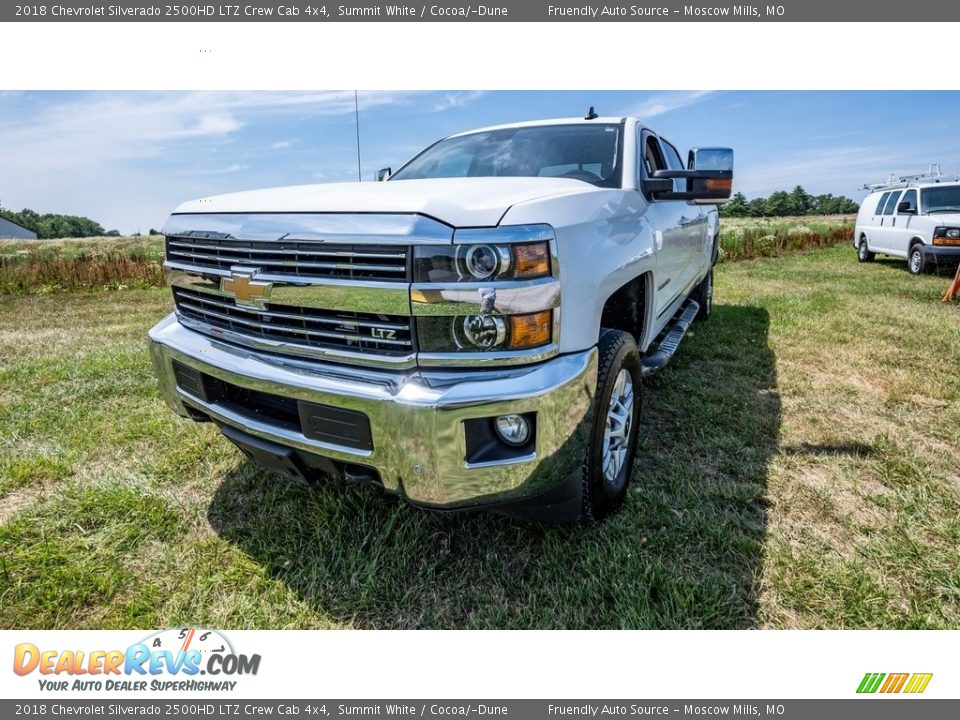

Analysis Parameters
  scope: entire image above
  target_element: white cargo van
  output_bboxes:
[855,167,960,274]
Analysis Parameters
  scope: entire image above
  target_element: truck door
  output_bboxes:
[889,188,918,258]
[660,136,707,287]
[638,130,686,321]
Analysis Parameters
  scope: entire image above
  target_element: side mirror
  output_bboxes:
[377,167,392,182]
[898,201,917,215]
[644,147,734,203]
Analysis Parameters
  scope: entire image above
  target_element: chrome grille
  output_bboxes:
[173,287,413,356]
[165,235,410,282]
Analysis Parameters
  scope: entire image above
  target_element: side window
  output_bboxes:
[898,189,918,214]
[659,138,685,192]
[874,192,891,215]
[882,191,902,215]
[639,132,667,179]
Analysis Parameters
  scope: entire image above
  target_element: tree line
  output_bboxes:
[1,207,106,239]
[721,185,859,217]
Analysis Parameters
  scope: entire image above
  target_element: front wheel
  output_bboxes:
[580,329,642,522]
[908,244,926,275]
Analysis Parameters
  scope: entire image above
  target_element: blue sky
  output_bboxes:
[2,90,960,233]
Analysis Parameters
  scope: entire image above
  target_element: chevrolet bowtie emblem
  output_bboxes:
[220,269,272,308]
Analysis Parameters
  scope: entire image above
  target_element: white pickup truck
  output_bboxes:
[149,116,733,522]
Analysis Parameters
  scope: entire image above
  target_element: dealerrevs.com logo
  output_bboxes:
[13,627,261,693]
[857,672,933,694]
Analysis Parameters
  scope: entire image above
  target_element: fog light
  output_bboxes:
[495,414,530,446]
[462,314,506,349]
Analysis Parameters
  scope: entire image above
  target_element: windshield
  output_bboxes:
[921,185,960,214]
[390,123,623,188]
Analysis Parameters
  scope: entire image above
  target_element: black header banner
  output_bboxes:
[4,0,958,22]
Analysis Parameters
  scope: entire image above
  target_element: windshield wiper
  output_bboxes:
[926,208,960,214]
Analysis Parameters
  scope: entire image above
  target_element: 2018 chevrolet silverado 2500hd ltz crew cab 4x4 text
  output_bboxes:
[149,116,733,522]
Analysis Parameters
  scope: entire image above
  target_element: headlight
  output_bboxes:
[414,242,550,282]
[463,244,509,280]
[418,310,553,352]
[934,227,960,245]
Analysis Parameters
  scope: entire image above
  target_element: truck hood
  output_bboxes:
[171,177,601,228]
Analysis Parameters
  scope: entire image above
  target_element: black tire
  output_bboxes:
[857,237,875,263]
[580,329,642,522]
[908,243,927,275]
[692,269,713,321]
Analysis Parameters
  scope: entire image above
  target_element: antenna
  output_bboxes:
[585,106,598,120]
[354,90,362,182]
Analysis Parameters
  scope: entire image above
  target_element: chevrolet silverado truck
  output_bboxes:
[148,116,733,522]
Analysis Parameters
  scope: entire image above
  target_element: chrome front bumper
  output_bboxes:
[149,313,597,511]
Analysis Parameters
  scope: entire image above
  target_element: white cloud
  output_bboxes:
[630,91,716,119]
[271,140,294,149]
[0,90,435,232]
[430,91,488,112]
[187,113,243,136]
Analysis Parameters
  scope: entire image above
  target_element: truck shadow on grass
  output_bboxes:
[208,304,778,629]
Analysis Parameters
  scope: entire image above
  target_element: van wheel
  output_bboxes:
[857,238,875,263]
[580,329,642,522]
[693,269,713,321]
[908,244,926,275]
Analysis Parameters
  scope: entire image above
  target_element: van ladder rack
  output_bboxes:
[862,164,960,192]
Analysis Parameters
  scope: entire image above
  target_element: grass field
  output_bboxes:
[1,230,958,629]
[0,217,856,295]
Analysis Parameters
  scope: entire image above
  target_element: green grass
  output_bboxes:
[1,242,958,629]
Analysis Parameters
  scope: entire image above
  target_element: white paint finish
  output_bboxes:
[173,176,600,229]
[502,186,666,353]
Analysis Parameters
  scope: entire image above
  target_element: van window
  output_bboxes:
[882,191,902,215]
[898,189,918,214]
[874,192,891,215]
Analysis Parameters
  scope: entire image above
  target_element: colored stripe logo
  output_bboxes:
[857,672,933,694]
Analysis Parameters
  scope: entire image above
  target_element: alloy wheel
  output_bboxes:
[602,368,635,487]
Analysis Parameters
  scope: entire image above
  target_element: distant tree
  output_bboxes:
[787,185,812,215]
[0,207,104,238]
[722,192,750,217]
[747,198,767,217]
[765,191,791,216]
[105,229,121,237]
[148,228,161,235]
[722,189,859,218]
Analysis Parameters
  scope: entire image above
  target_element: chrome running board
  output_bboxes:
[641,299,700,377]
